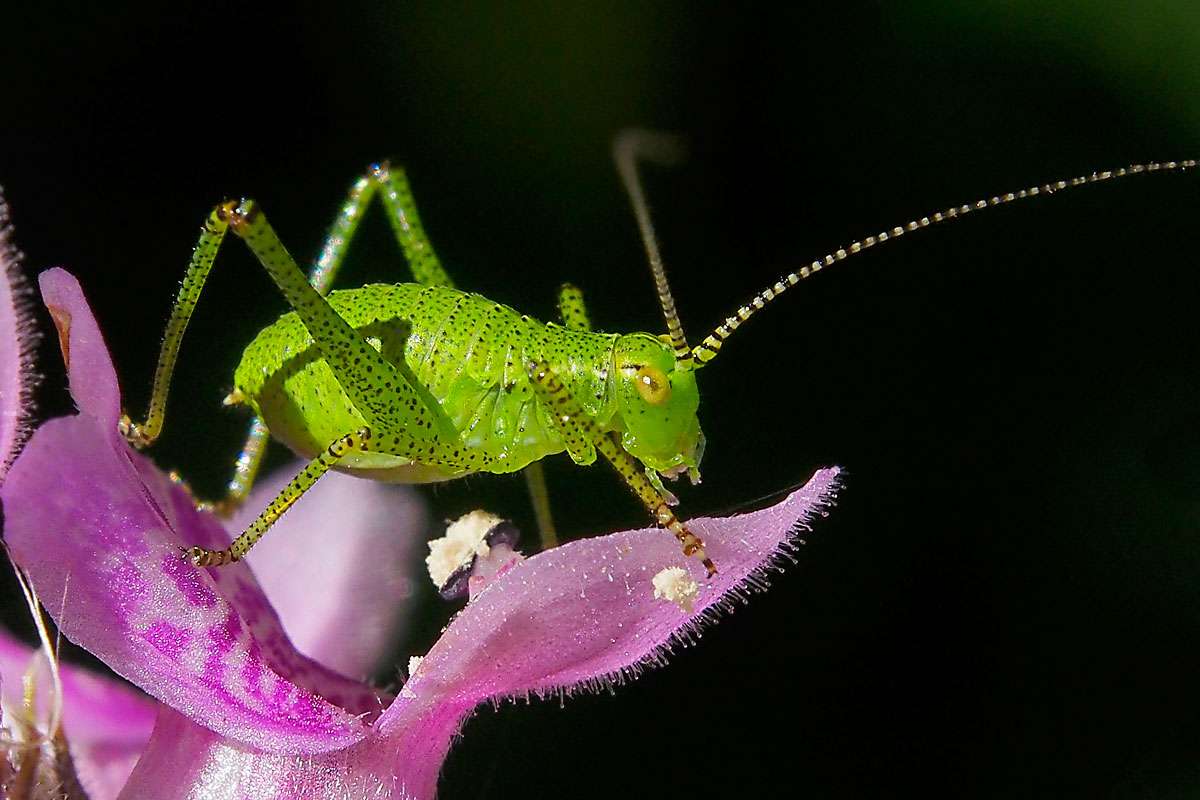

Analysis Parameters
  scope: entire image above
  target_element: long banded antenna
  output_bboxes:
[692,159,1197,365]
[614,129,694,370]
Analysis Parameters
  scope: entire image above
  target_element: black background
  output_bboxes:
[3,2,1200,797]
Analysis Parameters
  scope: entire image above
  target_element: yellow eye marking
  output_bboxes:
[634,365,671,405]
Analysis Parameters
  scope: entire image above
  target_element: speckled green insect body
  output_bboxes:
[118,132,1194,577]
[234,284,701,485]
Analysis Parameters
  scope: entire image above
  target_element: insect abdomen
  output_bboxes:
[233,283,617,478]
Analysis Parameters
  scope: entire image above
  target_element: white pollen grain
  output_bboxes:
[651,566,700,613]
[425,509,503,588]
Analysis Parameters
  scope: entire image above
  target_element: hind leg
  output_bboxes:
[214,164,456,512]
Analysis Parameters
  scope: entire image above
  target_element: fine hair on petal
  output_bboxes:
[488,472,840,706]
[0,190,42,479]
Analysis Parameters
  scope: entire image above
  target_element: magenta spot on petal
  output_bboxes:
[210,684,243,716]
[205,612,241,656]
[142,621,192,662]
[241,654,265,700]
[288,692,334,730]
[202,644,226,678]
[271,680,290,707]
[244,638,264,676]
[160,553,217,608]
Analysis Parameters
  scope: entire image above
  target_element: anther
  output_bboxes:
[652,566,701,612]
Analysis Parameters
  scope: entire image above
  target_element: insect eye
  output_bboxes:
[634,365,671,405]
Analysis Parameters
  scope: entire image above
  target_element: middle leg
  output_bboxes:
[526,358,716,576]
[190,420,487,567]
[311,161,455,292]
[189,427,375,566]
[520,283,598,549]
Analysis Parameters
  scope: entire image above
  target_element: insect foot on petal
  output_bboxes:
[116,414,153,450]
[426,511,524,601]
[185,545,236,567]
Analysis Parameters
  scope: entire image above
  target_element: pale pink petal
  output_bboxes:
[118,470,841,800]
[232,464,427,680]
[0,192,40,480]
[2,271,384,754]
[0,628,156,800]
[384,468,841,726]
[38,268,119,425]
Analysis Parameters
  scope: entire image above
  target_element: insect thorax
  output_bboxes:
[231,283,621,480]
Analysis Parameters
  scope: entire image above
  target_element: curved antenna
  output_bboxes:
[614,129,694,370]
[692,159,1197,366]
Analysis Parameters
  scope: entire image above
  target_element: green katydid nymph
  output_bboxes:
[117,131,1195,577]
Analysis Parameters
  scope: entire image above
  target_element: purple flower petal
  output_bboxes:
[118,470,840,800]
[0,192,40,480]
[2,271,384,754]
[38,267,119,425]
[0,628,156,800]
[384,468,841,726]
[231,464,427,680]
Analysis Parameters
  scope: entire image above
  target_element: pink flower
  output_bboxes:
[0,267,841,799]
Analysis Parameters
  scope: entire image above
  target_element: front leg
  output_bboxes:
[526,359,716,576]
[118,206,230,448]
[189,419,490,567]
[213,163,458,513]
[188,427,375,566]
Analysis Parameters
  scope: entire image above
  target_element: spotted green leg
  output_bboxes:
[310,161,454,293]
[519,282,595,549]
[210,163,456,513]
[129,197,488,566]
[118,207,227,449]
[190,427,373,566]
[556,282,591,332]
[526,358,715,576]
[125,164,456,516]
